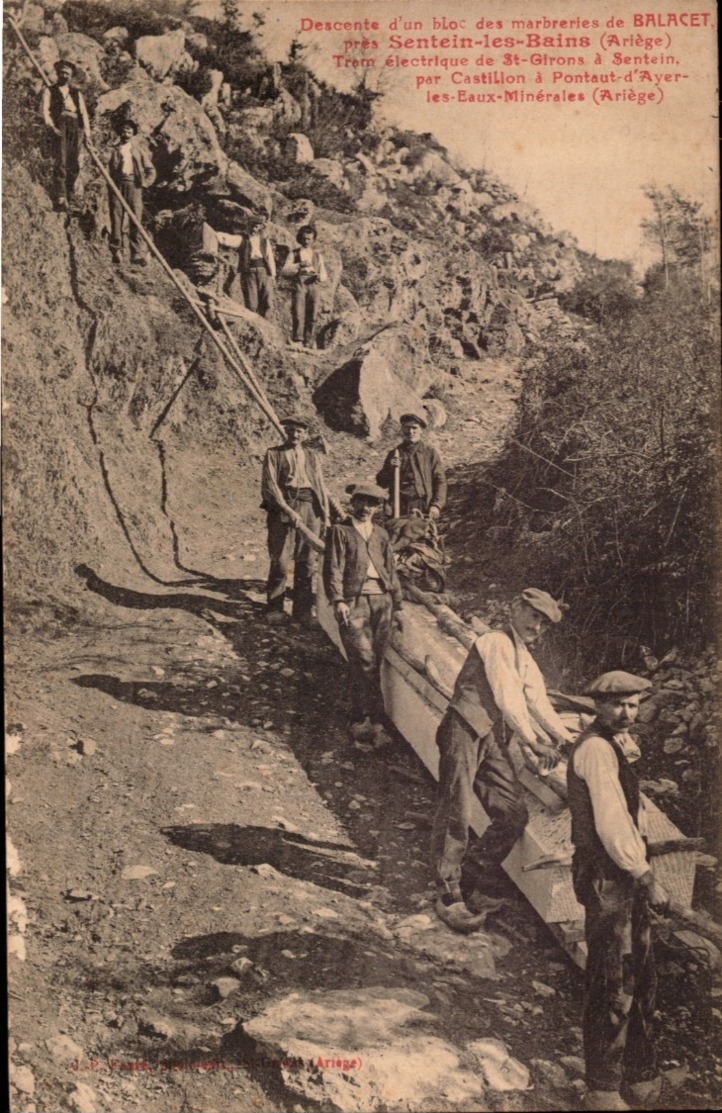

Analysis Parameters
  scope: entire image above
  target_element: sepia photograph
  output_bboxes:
[4,0,720,1110]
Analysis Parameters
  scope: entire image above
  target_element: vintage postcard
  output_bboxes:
[5,0,720,1111]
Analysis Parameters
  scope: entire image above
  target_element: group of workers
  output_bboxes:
[261,410,670,1111]
[42,54,671,1113]
[41,59,328,348]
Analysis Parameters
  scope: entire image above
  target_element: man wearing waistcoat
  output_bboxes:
[107,118,156,266]
[261,416,330,626]
[41,59,91,211]
[376,412,447,519]
[216,212,276,316]
[568,671,668,1112]
[431,588,573,932]
[281,224,328,349]
[323,483,404,747]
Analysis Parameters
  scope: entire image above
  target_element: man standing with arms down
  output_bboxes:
[41,59,91,212]
[431,589,573,932]
[376,412,447,520]
[323,483,404,746]
[261,416,330,626]
[568,671,668,1112]
[107,118,156,267]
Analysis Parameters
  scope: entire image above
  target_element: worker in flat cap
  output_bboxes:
[261,416,330,626]
[568,671,668,1111]
[431,588,574,932]
[41,59,91,212]
[323,482,404,746]
[376,412,447,520]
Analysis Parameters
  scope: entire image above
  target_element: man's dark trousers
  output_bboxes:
[266,491,321,618]
[109,177,145,260]
[54,115,81,206]
[575,868,658,1093]
[243,265,273,318]
[291,282,318,345]
[339,593,393,723]
[431,708,529,897]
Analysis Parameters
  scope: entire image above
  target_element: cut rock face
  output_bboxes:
[239,986,484,1111]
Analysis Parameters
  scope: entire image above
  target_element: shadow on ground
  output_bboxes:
[162,823,377,898]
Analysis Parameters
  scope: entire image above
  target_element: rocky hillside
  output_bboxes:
[3,0,585,615]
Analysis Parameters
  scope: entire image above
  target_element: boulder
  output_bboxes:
[272,87,303,126]
[240,986,484,1111]
[467,1038,530,1092]
[233,106,274,130]
[134,29,189,81]
[313,331,430,441]
[103,26,130,48]
[284,132,314,164]
[39,32,109,95]
[225,161,273,216]
[412,150,462,188]
[95,79,227,194]
[311,158,346,190]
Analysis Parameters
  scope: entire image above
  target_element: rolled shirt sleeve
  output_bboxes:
[476,632,540,748]
[572,736,650,878]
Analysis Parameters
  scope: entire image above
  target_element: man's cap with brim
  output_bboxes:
[585,671,653,697]
[519,587,562,624]
[349,482,388,503]
[55,59,77,73]
[280,415,309,429]
[400,412,427,428]
[116,118,138,134]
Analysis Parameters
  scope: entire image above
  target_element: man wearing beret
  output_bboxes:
[376,413,447,519]
[323,483,404,746]
[431,589,574,932]
[261,416,330,625]
[41,59,91,212]
[568,671,669,1111]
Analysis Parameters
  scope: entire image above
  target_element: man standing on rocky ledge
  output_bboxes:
[431,588,573,932]
[568,671,668,1112]
[376,412,447,519]
[41,59,91,212]
[261,416,330,626]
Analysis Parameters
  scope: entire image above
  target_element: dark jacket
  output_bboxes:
[261,444,329,521]
[108,137,156,189]
[323,519,403,609]
[376,441,447,513]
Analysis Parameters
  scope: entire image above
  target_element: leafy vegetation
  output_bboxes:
[478,192,720,668]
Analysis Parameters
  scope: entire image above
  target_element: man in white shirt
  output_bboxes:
[281,225,328,349]
[568,671,668,1112]
[431,588,573,932]
[261,416,330,625]
[107,118,156,266]
[41,59,91,211]
[215,212,276,316]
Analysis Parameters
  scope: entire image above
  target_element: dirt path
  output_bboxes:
[7,366,720,1113]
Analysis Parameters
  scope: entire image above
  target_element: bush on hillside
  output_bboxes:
[480,271,720,665]
[62,0,197,40]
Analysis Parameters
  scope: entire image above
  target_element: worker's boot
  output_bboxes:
[584,1091,630,1110]
[435,895,490,934]
[621,1077,662,1107]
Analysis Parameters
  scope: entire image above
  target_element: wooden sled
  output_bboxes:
[317,584,701,968]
